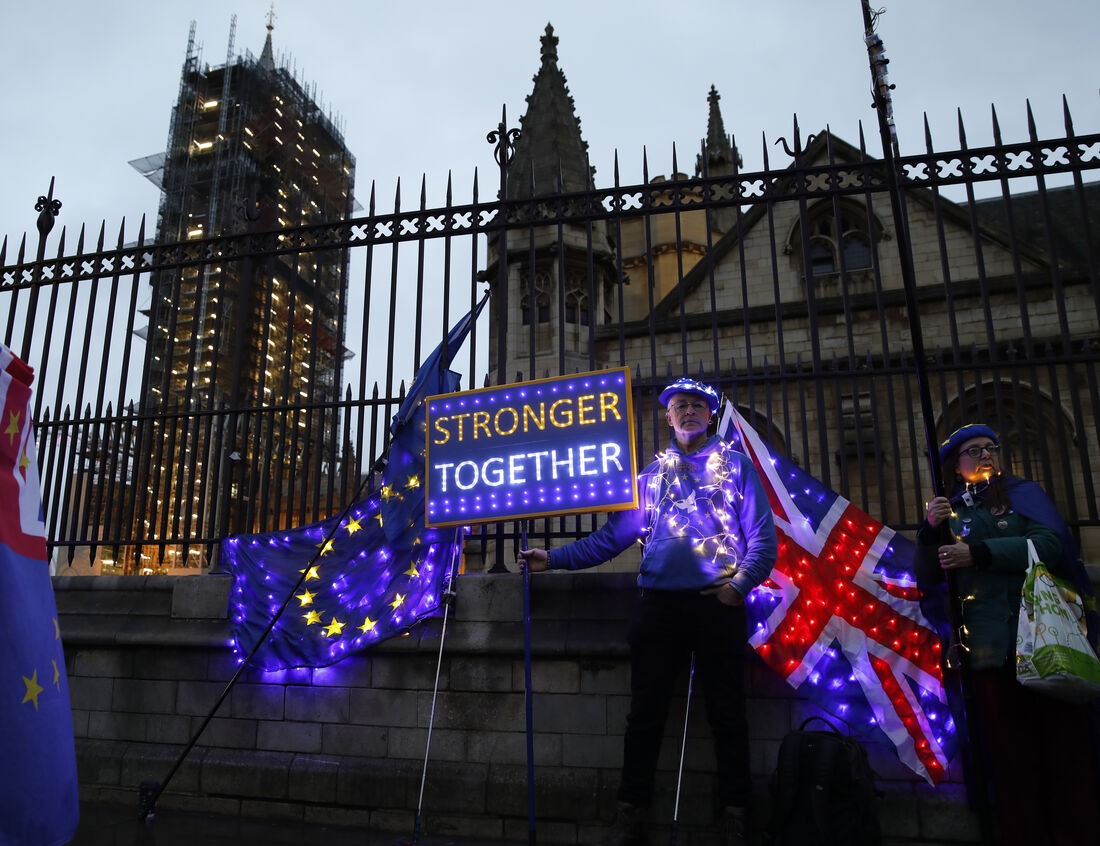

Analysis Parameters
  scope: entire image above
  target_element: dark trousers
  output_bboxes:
[969,664,1100,846]
[618,589,751,809]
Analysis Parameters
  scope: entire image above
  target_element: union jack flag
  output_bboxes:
[718,402,957,784]
[0,344,80,844]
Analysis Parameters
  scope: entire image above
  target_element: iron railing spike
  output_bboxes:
[991,104,1003,145]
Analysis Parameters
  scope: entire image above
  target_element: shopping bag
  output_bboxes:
[1016,539,1100,703]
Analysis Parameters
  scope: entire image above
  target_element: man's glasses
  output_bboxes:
[670,401,709,414]
[961,444,1000,459]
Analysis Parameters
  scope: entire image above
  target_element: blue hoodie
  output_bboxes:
[549,435,777,595]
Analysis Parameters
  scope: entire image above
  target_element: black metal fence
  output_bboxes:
[2,101,1099,575]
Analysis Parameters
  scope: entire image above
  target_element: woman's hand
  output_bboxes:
[926,496,952,527]
[517,548,549,573]
[701,582,745,606]
[937,541,973,570]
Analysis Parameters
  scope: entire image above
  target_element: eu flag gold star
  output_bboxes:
[405,475,421,490]
[390,593,405,610]
[300,566,321,581]
[404,565,419,578]
[4,410,21,446]
[323,618,345,637]
[22,670,43,711]
[373,513,384,526]
[316,539,335,556]
[381,485,403,502]
[296,589,317,607]
[345,517,362,535]
[53,660,61,690]
[302,609,322,626]
[53,617,60,639]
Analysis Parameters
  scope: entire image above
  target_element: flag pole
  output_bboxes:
[521,519,537,846]
[137,457,381,821]
[669,653,696,846]
[858,2,941,489]
[858,5,992,842]
[139,295,489,822]
[399,536,463,845]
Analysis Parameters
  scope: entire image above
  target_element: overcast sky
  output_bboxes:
[2,0,1097,248]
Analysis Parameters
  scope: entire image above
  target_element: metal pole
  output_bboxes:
[403,538,463,844]
[858,3,941,488]
[138,453,385,821]
[521,520,537,846]
[669,652,696,846]
[858,5,992,843]
[486,108,520,574]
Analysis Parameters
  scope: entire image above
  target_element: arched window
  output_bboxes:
[937,381,1079,521]
[565,288,590,326]
[520,293,550,326]
[789,200,879,281]
[519,270,551,326]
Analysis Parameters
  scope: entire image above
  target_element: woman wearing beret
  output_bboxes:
[917,423,1098,846]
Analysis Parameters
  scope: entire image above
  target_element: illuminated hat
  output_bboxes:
[939,423,999,463]
[658,378,720,414]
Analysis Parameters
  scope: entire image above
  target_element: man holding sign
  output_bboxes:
[519,378,777,846]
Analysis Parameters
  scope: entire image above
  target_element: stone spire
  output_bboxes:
[506,23,594,200]
[695,85,741,178]
[259,3,276,71]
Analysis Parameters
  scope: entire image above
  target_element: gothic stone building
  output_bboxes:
[481,25,1099,569]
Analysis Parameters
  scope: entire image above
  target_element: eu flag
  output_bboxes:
[0,344,79,845]
[223,295,487,670]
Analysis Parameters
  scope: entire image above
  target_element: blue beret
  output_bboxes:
[939,423,999,463]
[659,378,720,414]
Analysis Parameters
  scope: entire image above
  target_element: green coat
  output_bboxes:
[918,504,1061,670]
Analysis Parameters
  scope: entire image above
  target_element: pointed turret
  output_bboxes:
[506,24,593,199]
[695,85,740,178]
[258,5,276,71]
[484,24,619,392]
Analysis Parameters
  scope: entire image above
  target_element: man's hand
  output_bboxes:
[701,582,744,606]
[517,548,549,573]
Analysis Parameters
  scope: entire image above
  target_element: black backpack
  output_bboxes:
[766,716,882,846]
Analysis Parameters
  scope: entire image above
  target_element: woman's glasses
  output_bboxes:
[961,444,1000,459]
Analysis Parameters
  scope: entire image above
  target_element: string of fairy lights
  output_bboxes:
[225,468,463,671]
[644,441,748,578]
[725,413,955,784]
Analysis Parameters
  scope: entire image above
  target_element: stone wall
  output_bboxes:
[58,571,988,844]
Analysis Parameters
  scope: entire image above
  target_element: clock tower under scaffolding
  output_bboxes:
[126,16,357,573]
